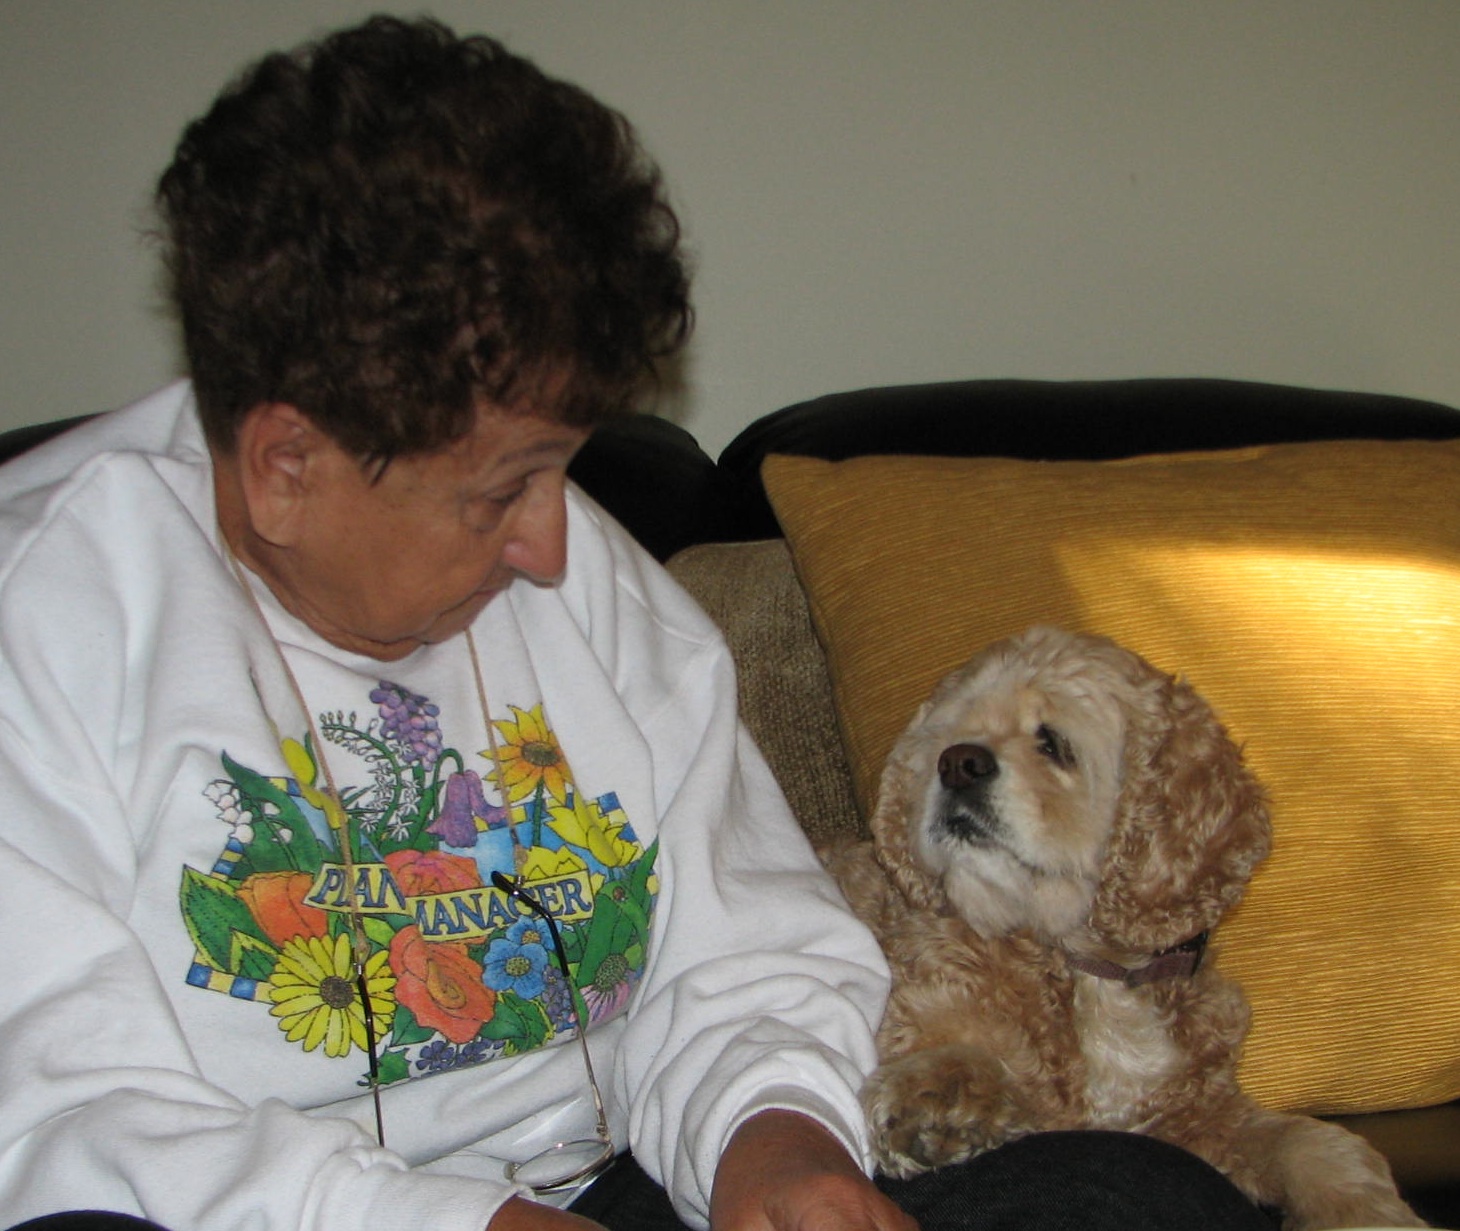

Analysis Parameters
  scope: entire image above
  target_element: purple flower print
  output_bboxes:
[415,1039,458,1073]
[581,953,635,1023]
[371,682,443,768]
[429,770,510,848]
[415,1037,493,1074]
[541,963,576,1031]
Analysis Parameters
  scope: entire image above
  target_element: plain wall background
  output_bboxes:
[3,0,1458,457]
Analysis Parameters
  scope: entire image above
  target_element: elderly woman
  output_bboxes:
[0,17,1273,1231]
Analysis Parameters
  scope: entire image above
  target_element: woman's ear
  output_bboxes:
[233,402,322,547]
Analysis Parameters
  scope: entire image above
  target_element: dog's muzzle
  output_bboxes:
[932,743,1001,843]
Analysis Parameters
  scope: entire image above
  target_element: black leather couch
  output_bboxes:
[634,377,1460,1230]
[3,377,1457,1227]
[540,376,1460,1229]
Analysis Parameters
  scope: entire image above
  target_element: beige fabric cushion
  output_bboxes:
[667,540,863,845]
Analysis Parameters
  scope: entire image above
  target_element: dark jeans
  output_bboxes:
[6,1219,165,1231]
[8,1132,1277,1231]
[574,1131,1277,1231]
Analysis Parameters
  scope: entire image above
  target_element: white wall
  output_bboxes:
[3,1,1458,457]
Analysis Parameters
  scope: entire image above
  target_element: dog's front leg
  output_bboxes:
[862,1042,1071,1179]
[1217,1107,1426,1230]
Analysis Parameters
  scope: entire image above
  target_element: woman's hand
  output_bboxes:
[709,1110,919,1231]
[488,1194,609,1231]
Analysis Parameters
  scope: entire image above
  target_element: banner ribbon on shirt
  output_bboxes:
[304,864,595,942]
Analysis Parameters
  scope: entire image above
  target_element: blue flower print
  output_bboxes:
[416,1036,494,1074]
[507,915,550,951]
[483,933,550,1000]
[416,1039,458,1073]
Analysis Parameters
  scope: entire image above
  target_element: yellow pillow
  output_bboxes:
[764,442,1460,1116]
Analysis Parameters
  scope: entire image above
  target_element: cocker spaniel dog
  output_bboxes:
[824,626,1422,1230]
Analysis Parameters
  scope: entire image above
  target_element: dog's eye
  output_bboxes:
[1035,724,1075,767]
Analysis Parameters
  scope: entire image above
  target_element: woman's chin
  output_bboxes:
[418,587,504,645]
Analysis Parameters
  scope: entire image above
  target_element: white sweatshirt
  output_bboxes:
[0,382,888,1231]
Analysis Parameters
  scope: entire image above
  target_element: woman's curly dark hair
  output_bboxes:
[156,15,692,459]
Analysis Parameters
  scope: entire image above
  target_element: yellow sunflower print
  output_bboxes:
[267,933,396,1059]
[489,704,570,805]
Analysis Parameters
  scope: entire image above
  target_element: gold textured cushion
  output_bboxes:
[763,442,1460,1116]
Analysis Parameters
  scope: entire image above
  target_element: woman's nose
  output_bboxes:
[502,473,570,583]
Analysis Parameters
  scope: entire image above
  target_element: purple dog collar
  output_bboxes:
[1065,931,1210,988]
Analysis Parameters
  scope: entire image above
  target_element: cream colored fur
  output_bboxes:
[823,625,1422,1230]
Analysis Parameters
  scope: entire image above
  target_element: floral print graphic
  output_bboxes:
[493,704,571,805]
[389,925,497,1044]
[268,933,396,1059]
[181,685,656,1087]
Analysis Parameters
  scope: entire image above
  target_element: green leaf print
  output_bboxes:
[376,1049,412,1086]
[574,892,623,990]
[577,840,657,987]
[360,915,400,951]
[220,750,322,871]
[480,990,551,1055]
[179,866,271,972]
[628,839,658,897]
[229,931,281,982]
[390,1003,437,1048]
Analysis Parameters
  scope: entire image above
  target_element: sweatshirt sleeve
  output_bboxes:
[567,505,891,1229]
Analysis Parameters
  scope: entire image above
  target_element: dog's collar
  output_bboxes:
[1065,932,1209,987]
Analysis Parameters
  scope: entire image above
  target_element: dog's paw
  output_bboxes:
[1282,1192,1427,1231]
[1280,1174,1427,1231]
[1232,1112,1428,1230]
[863,1046,1035,1179]
[1284,1123,1427,1229]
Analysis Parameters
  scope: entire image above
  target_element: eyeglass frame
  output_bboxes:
[490,871,617,1193]
[348,869,615,1192]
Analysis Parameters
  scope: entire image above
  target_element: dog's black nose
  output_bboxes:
[938,743,997,789]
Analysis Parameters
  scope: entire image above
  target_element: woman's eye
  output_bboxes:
[1035,724,1074,767]
[486,483,528,508]
[462,485,525,530]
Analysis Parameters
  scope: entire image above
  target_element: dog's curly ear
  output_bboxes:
[869,697,950,913]
[1088,671,1271,954]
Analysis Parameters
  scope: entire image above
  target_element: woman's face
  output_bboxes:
[268,407,590,660]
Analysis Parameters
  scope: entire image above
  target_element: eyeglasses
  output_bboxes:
[347,871,613,1191]
[491,872,616,1193]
